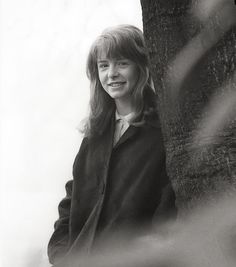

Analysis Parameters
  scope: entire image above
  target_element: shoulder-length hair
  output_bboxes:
[83,24,155,138]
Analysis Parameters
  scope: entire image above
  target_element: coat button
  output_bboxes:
[101,183,105,195]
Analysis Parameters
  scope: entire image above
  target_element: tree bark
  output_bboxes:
[141,0,236,214]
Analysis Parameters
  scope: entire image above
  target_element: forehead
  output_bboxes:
[96,47,123,61]
[96,49,125,61]
[95,37,128,61]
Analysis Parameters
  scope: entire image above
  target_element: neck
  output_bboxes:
[115,98,135,116]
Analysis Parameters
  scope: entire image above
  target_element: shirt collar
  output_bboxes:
[115,110,136,124]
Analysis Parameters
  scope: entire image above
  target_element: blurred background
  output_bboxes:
[0,1,142,266]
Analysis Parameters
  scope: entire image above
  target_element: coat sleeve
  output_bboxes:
[47,179,73,264]
[47,138,88,265]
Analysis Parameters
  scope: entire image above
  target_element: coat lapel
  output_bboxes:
[90,114,115,167]
[113,125,140,149]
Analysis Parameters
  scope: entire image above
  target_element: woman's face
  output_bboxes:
[97,51,139,107]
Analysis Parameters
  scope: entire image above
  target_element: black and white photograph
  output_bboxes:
[1,1,236,267]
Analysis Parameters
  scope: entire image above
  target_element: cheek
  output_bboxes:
[98,72,105,85]
[129,70,139,86]
[126,65,139,82]
[98,73,108,91]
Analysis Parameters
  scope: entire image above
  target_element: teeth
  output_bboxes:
[109,82,124,87]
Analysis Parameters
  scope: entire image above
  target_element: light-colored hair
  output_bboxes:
[83,24,155,138]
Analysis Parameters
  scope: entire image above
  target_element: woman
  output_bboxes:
[48,24,176,266]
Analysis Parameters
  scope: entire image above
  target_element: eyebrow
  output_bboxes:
[97,57,128,63]
[97,60,108,63]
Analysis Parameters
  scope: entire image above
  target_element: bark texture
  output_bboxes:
[141,0,236,214]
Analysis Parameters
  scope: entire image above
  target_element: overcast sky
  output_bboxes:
[1,1,142,266]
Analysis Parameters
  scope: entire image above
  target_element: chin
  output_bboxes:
[109,92,124,99]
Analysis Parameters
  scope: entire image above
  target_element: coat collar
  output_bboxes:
[113,125,139,149]
[90,105,161,152]
[113,112,161,149]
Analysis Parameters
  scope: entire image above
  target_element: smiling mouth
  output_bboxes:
[108,82,126,87]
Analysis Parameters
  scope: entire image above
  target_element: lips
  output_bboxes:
[108,82,126,87]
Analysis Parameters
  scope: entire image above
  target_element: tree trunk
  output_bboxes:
[141,0,236,214]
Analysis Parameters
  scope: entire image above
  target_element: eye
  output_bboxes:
[117,60,129,66]
[97,62,109,69]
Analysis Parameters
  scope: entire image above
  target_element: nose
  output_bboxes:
[108,64,119,78]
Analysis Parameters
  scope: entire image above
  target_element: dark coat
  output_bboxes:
[48,111,177,266]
